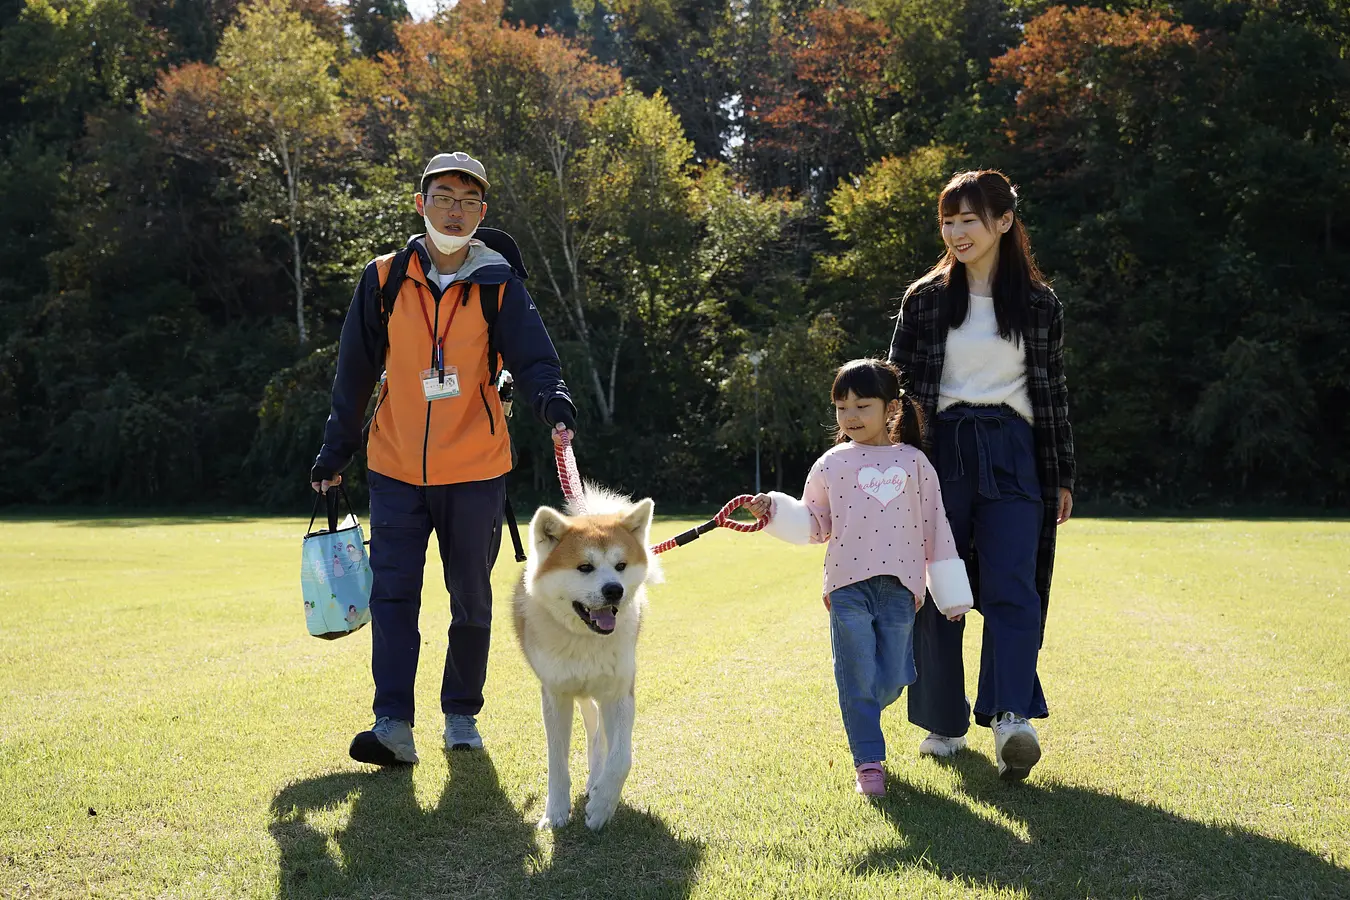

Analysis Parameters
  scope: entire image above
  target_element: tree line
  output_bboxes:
[1,0,1347,509]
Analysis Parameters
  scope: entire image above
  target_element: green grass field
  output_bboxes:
[1,512,1348,899]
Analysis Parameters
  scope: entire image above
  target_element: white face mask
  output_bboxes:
[423,216,477,254]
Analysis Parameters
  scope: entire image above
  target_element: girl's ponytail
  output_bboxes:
[889,392,926,449]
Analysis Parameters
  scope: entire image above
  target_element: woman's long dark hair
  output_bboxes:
[906,170,1047,344]
[831,359,925,447]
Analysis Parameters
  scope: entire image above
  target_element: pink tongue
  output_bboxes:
[591,608,617,631]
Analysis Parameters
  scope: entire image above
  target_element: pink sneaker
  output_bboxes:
[854,763,885,796]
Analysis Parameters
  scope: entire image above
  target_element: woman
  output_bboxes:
[888,170,1074,780]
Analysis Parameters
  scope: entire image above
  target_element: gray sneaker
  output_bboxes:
[444,713,483,751]
[349,716,418,766]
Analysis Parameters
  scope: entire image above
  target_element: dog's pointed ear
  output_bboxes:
[530,506,570,554]
[620,497,654,540]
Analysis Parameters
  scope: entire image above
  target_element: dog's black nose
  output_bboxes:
[601,582,624,603]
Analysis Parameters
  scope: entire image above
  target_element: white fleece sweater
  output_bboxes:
[938,293,1033,423]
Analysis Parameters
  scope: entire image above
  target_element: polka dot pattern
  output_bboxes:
[799,442,961,603]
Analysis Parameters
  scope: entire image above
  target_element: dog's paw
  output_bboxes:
[584,789,619,831]
[537,805,570,830]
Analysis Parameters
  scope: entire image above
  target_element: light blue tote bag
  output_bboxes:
[300,488,373,639]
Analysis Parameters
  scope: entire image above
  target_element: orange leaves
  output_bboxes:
[788,8,892,107]
[144,62,240,160]
[747,7,895,159]
[379,7,620,161]
[991,6,1210,146]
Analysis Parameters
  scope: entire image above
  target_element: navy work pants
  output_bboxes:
[366,470,506,725]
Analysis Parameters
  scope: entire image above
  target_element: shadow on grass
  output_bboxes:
[270,752,703,900]
[857,753,1349,899]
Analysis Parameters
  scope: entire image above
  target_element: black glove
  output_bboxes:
[545,398,576,432]
[310,462,337,485]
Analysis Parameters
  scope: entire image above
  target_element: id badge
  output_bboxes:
[421,366,461,401]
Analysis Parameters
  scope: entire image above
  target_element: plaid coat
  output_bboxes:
[888,280,1075,636]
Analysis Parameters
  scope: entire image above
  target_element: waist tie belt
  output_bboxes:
[939,406,1021,501]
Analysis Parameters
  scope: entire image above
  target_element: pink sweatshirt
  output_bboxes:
[763,441,973,615]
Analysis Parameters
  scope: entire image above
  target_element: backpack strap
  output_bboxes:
[477,278,522,560]
[379,246,416,327]
[361,247,415,448]
[480,281,503,386]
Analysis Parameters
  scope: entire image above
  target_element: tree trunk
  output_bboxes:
[292,229,305,346]
[606,314,627,421]
[587,359,612,425]
[280,135,306,345]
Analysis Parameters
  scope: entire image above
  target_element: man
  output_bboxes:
[310,152,575,766]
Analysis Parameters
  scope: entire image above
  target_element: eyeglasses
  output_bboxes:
[425,195,483,214]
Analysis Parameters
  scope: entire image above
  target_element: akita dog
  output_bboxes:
[513,488,660,831]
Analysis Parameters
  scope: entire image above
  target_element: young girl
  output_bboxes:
[748,359,972,797]
[888,169,1075,781]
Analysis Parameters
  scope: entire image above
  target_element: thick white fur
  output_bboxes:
[926,557,974,616]
[514,486,658,831]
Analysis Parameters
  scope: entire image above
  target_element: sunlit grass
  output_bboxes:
[1,513,1347,898]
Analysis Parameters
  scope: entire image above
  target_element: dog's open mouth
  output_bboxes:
[572,602,619,635]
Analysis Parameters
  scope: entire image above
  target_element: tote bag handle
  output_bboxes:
[306,486,356,538]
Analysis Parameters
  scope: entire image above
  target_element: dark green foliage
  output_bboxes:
[1,0,1347,509]
[348,0,409,58]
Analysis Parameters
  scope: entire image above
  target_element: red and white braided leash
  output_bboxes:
[552,430,766,554]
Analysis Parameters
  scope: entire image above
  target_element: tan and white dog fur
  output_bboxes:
[513,487,660,831]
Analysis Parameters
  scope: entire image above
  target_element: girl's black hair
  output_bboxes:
[831,359,926,447]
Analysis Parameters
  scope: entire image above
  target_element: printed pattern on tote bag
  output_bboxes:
[300,489,373,639]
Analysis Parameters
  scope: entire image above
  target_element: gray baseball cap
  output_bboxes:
[421,152,489,191]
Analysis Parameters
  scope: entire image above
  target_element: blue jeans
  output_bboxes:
[829,575,917,766]
[907,405,1046,737]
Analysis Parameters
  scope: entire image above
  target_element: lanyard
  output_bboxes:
[419,283,470,373]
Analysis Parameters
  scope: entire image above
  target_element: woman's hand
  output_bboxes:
[747,493,774,520]
[1057,488,1073,524]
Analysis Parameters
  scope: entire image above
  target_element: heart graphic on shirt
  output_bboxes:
[858,465,909,506]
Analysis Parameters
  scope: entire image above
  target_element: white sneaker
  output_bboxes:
[918,733,968,757]
[992,712,1041,781]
